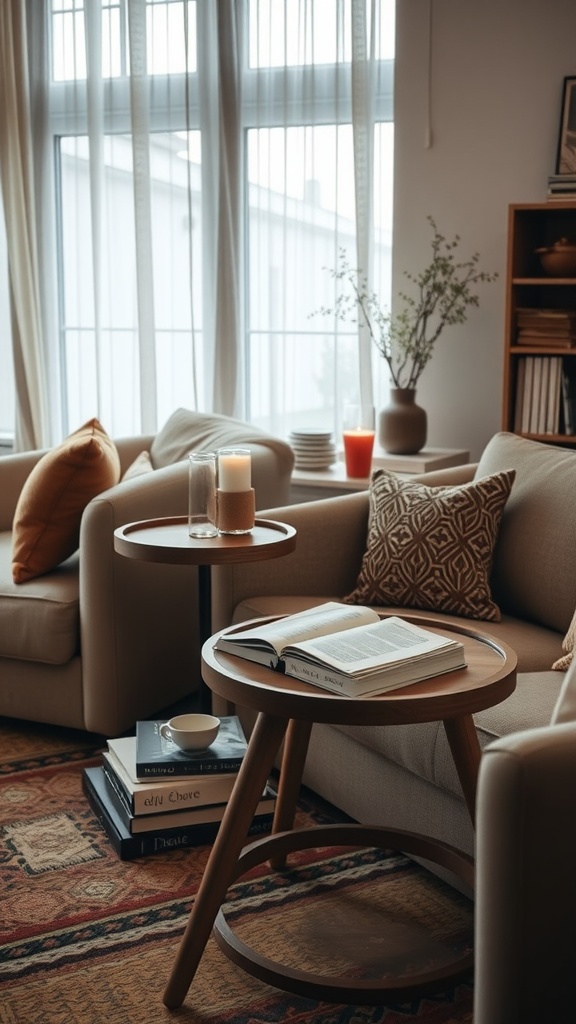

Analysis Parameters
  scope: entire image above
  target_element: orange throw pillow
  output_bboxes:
[12,418,120,584]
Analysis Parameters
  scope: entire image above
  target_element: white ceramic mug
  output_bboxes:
[159,713,220,752]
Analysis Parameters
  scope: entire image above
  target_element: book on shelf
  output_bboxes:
[515,355,563,435]
[103,737,238,815]
[82,765,275,860]
[135,715,247,779]
[546,357,562,434]
[102,761,275,834]
[521,355,534,433]
[516,332,576,348]
[214,601,466,697]
[514,357,526,432]
[561,358,576,435]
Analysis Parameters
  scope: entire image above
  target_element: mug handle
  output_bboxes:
[160,724,172,742]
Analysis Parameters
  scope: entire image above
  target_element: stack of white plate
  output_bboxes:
[289,429,337,470]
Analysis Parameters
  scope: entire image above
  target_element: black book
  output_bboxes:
[135,715,248,779]
[82,766,274,860]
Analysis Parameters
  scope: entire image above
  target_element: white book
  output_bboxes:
[105,737,238,815]
[545,357,562,433]
[215,602,466,698]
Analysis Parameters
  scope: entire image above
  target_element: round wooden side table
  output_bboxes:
[162,614,517,1009]
[113,517,296,711]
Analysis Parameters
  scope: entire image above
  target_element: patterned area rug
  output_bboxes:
[0,717,474,1024]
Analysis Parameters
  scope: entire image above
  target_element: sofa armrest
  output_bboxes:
[474,721,576,1023]
[79,461,196,733]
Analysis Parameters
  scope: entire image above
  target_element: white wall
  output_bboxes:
[393,0,576,460]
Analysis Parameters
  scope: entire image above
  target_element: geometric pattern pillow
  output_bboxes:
[12,418,120,584]
[344,468,516,622]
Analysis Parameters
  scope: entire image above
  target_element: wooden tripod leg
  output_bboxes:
[443,714,481,827]
[269,719,313,869]
[163,711,289,1009]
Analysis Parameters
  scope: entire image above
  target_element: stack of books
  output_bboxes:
[516,308,576,347]
[513,355,576,436]
[547,175,576,202]
[82,716,276,860]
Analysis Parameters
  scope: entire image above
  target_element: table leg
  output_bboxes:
[163,710,289,1010]
[197,565,213,713]
[443,714,481,826]
[269,719,313,870]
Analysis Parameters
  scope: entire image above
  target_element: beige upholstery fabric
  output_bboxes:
[0,533,79,664]
[121,450,154,480]
[150,407,294,477]
[344,468,515,621]
[475,432,576,633]
[551,655,576,723]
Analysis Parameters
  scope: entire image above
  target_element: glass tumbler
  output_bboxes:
[188,452,218,538]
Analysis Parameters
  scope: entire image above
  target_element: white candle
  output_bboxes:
[218,449,251,492]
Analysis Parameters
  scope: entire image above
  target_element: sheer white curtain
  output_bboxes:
[0,0,393,446]
[244,0,393,437]
[0,0,50,449]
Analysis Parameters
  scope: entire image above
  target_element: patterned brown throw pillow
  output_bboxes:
[345,468,516,621]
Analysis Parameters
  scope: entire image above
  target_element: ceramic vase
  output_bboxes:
[378,388,427,455]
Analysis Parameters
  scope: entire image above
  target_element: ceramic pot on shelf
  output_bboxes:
[378,388,427,455]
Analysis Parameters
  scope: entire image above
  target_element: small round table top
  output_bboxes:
[202,614,517,727]
[113,516,296,566]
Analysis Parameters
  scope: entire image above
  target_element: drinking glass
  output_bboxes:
[342,404,376,478]
[188,452,218,537]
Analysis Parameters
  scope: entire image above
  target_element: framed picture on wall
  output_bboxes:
[556,76,576,175]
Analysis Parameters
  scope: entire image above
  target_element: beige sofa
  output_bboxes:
[0,409,294,737]
[212,431,576,859]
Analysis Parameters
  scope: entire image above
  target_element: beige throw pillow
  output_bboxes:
[345,468,516,621]
[121,450,154,480]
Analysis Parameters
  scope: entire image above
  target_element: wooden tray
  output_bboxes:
[114,516,297,565]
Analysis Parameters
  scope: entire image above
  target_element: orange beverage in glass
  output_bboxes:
[342,404,375,478]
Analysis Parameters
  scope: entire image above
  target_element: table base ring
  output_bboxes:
[213,823,475,1005]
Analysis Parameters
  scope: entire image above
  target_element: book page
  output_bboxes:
[285,616,457,674]
[221,601,379,653]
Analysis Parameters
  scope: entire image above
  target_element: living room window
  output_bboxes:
[0,0,393,448]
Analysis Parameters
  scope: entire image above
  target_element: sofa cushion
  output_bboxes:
[474,432,576,634]
[12,418,120,584]
[150,407,294,474]
[0,533,80,664]
[344,468,515,621]
[121,450,154,480]
[330,670,564,801]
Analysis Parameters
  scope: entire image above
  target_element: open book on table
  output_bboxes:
[214,601,467,697]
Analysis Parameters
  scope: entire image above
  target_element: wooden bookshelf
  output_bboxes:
[503,201,576,446]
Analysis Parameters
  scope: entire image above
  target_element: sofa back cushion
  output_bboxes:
[150,408,294,474]
[474,432,576,633]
